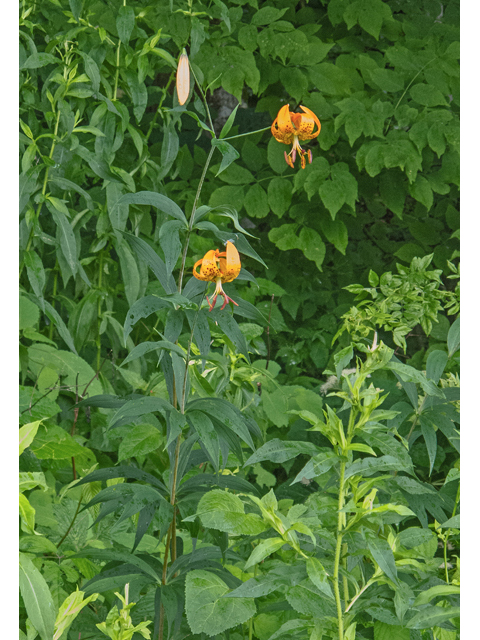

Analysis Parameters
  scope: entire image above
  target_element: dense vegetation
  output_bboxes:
[19,1,459,639]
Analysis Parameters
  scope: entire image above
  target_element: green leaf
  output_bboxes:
[268,177,292,217]
[244,538,285,570]
[116,5,135,44]
[385,360,445,398]
[219,104,240,139]
[19,420,42,455]
[19,493,36,534]
[48,203,78,275]
[298,227,326,271]
[244,183,270,218]
[251,6,288,26]
[159,121,180,179]
[406,606,460,629]
[30,425,95,462]
[118,423,162,461]
[397,527,435,549]
[319,163,357,218]
[192,489,266,535]
[344,0,392,40]
[447,317,460,357]
[187,397,257,450]
[19,552,56,640]
[306,557,333,598]
[262,389,289,427]
[268,223,300,251]
[109,396,173,430]
[22,52,59,69]
[414,585,460,607]
[107,182,129,235]
[322,217,348,254]
[410,83,447,107]
[186,410,220,471]
[365,532,398,584]
[292,451,339,484]
[116,237,141,307]
[286,581,336,617]
[24,251,45,309]
[245,439,320,465]
[27,344,103,396]
[374,622,410,640]
[212,138,241,176]
[185,570,256,636]
[118,191,187,224]
[210,308,250,361]
[53,590,99,640]
[419,415,437,475]
[409,175,433,211]
[123,231,176,294]
[267,136,288,174]
[344,455,412,479]
[159,219,184,276]
[426,350,448,384]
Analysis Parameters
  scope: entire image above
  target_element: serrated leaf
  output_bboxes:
[185,570,256,637]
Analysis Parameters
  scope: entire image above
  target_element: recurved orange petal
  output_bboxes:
[297,105,321,140]
[193,249,221,281]
[271,105,295,145]
[219,241,241,283]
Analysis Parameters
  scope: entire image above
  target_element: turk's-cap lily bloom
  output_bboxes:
[193,241,241,311]
[271,104,321,169]
[176,49,190,106]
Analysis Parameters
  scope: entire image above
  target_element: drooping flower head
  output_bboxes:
[271,104,321,169]
[193,241,241,311]
[176,49,190,106]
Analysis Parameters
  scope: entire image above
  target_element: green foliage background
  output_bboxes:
[19,0,459,639]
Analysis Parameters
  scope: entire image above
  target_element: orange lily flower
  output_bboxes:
[193,241,241,311]
[271,104,321,169]
[176,49,190,106]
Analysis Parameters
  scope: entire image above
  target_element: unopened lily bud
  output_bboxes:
[176,49,190,106]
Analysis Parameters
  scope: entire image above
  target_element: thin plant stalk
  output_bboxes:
[333,459,347,640]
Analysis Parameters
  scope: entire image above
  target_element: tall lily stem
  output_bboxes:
[333,459,346,640]
[158,138,215,640]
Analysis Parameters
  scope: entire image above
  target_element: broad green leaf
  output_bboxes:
[365,532,398,584]
[291,451,339,484]
[397,527,436,549]
[118,191,187,224]
[30,425,95,462]
[410,83,447,107]
[268,177,292,217]
[192,489,266,535]
[19,493,36,533]
[109,396,173,429]
[426,350,448,384]
[186,410,220,471]
[212,139,241,177]
[374,621,410,640]
[24,251,45,310]
[245,439,320,465]
[159,219,184,276]
[123,231,176,293]
[185,570,256,636]
[53,590,99,640]
[414,585,460,607]
[19,420,42,455]
[120,340,186,367]
[116,238,141,307]
[447,317,460,357]
[406,606,460,629]
[116,5,135,44]
[118,423,162,461]
[19,471,48,493]
[47,203,78,275]
[27,344,103,397]
[244,537,285,570]
[345,455,411,479]
[298,227,326,271]
[286,580,336,617]
[306,557,333,598]
[219,104,240,139]
[19,553,56,640]
[244,183,270,218]
[420,415,437,475]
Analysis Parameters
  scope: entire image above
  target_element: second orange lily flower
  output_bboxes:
[271,104,321,169]
[193,241,241,311]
